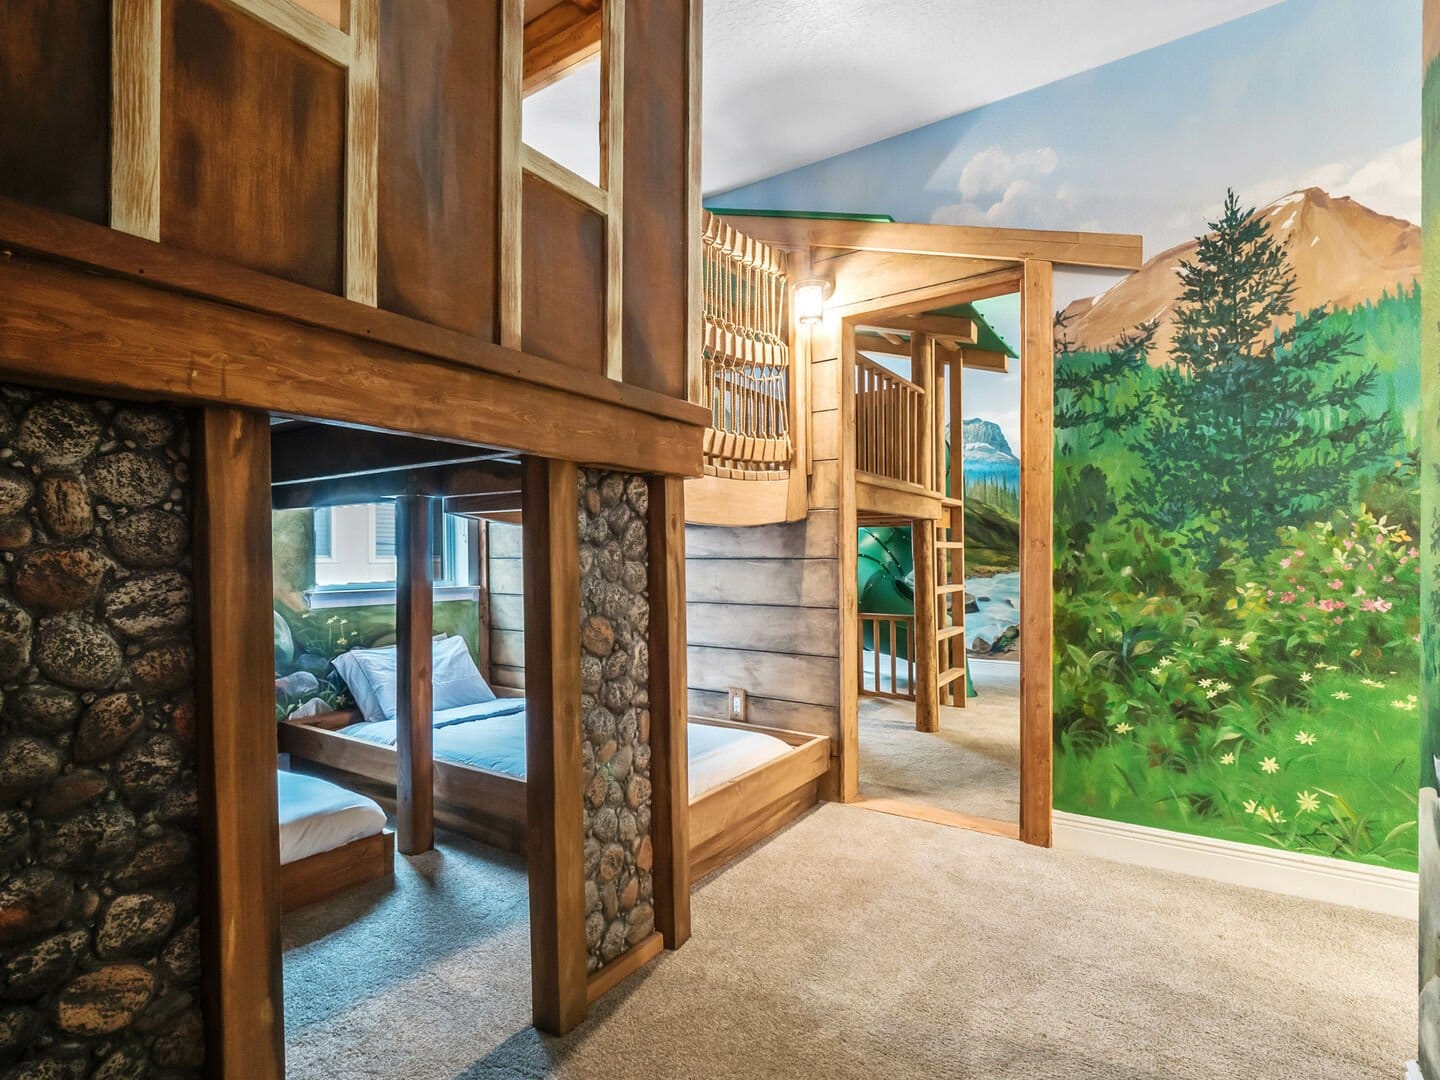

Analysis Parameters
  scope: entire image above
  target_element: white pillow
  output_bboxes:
[431,634,496,712]
[332,636,494,724]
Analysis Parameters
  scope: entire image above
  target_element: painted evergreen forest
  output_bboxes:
[1054,190,1421,870]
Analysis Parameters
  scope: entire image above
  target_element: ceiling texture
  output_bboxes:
[701,0,1280,195]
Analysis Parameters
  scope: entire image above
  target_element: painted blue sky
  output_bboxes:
[717,0,1420,452]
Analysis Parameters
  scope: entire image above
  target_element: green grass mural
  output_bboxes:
[1054,190,1421,872]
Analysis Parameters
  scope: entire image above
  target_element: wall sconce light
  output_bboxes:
[794,279,832,326]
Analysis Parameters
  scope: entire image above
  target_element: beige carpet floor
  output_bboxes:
[282,802,1413,1079]
[859,658,1021,822]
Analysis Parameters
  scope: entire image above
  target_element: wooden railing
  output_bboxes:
[859,612,917,700]
[855,356,926,486]
[700,212,792,478]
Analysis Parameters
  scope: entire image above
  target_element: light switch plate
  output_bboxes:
[727,687,748,722]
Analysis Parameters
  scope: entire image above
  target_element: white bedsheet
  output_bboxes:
[277,770,387,865]
[336,709,793,799]
[686,722,792,798]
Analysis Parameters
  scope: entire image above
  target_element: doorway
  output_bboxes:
[840,264,1053,844]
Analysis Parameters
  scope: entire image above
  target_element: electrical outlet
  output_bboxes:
[727,687,748,722]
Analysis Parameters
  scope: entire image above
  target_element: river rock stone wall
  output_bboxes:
[0,389,202,1078]
[578,470,653,973]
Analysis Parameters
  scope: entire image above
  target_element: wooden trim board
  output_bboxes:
[279,830,395,913]
[586,930,664,1002]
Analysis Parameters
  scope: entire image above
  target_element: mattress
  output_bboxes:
[276,769,388,865]
[337,705,793,798]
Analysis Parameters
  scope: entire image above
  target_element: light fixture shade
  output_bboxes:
[794,279,830,326]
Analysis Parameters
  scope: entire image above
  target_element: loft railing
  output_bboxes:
[700,212,792,478]
[854,355,926,486]
[859,612,916,700]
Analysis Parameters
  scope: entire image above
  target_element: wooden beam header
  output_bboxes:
[715,214,1143,271]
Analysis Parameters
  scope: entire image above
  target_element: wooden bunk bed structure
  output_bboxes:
[270,421,831,878]
[0,0,705,1068]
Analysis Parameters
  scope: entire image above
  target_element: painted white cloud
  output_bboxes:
[1236,138,1420,226]
[957,146,1059,202]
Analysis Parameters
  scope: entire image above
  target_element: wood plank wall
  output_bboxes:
[488,521,527,691]
[684,515,841,740]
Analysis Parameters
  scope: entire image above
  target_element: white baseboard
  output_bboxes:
[1053,810,1417,919]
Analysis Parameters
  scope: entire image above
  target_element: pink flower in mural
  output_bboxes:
[1360,597,1392,613]
[1317,598,1345,613]
[1279,591,1297,604]
[1280,557,1292,569]
[1327,579,1343,590]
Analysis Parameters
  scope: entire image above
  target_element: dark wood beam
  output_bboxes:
[271,460,522,509]
[194,408,284,1080]
[395,494,435,856]
[522,456,588,1035]
[271,423,510,485]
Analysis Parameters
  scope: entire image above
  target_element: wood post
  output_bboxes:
[911,519,940,733]
[647,474,691,948]
[521,457,588,1034]
[395,494,435,855]
[911,331,934,494]
[1019,260,1054,847]
[193,407,284,1080]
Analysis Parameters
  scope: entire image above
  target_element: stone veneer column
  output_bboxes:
[577,470,654,972]
[0,389,202,1076]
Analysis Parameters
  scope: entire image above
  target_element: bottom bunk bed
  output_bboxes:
[277,769,395,912]
[277,704,829,876]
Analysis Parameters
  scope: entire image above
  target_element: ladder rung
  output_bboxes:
[941,497,963,507]
[938,668,966,688]
[936,540,964,549]
[938,625,966,641]
[936,584,966,595]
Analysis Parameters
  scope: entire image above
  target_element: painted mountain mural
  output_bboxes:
[1059,188,1420,359]
[961,418,1019,483]
[1054,187,1421,872]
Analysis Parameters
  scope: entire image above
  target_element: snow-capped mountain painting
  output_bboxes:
[959,417,1019,487]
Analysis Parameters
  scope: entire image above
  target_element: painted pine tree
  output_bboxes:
[1129,189,1397,552]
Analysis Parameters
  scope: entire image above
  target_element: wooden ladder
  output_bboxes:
[936,497,967,707]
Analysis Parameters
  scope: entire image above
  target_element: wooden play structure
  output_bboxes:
[0,0,702,1069]
[684,211,1143,844]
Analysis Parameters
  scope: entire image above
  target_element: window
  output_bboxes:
[310,502,475,602]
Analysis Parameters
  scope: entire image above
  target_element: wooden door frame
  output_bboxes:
[836,263,1054,847]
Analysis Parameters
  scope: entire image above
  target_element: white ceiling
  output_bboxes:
[701,0,1280,195]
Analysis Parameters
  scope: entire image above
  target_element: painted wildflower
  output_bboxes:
[1296,791,1321,813]
[1205,689,1219,700]
[1243,800,1259,815]
[1157,656,1173,668]
[1198,678,1214,688]
[1215,681,1231,692]
[1113,722,1133,735]
[1219,752,1236,765]
[1360,677,1386,689]
[1331,691,1350,701]
[1260,757,1280,774]
[1218,637,1233,647]
[1294,731,1316,745]
[1299,672,1312,683]
[1392,699,1417,712]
